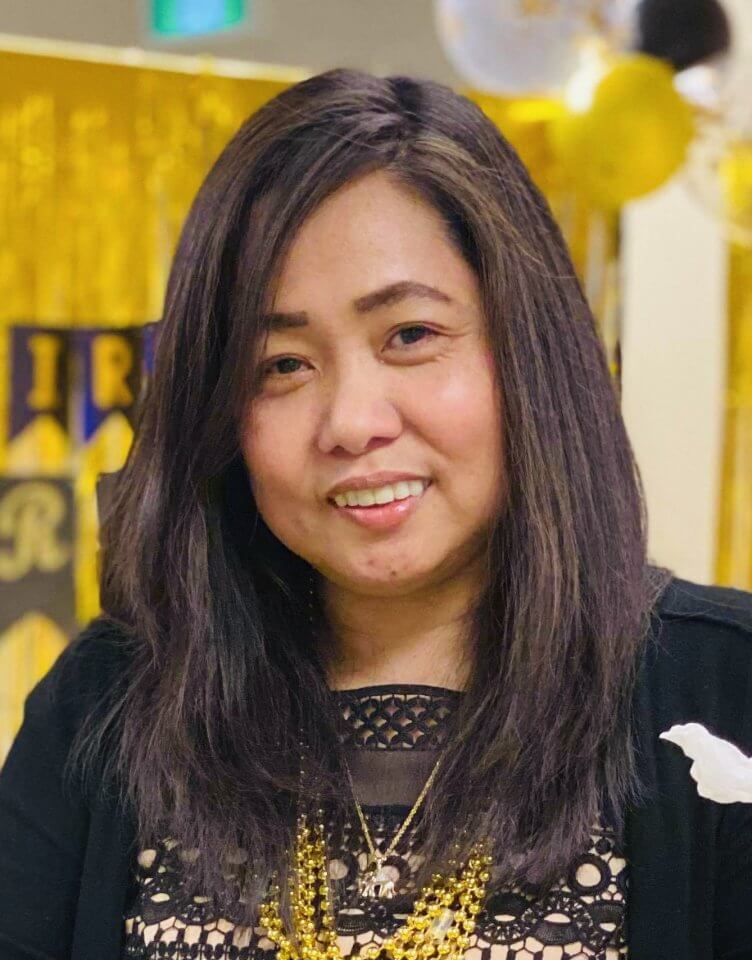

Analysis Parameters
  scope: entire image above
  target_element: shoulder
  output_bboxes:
[638,574,752,751]
[655,575,752,635]
[650,575,752,675]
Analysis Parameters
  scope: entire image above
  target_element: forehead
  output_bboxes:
[268,170,479,317]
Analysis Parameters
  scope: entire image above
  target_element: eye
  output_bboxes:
[263,356,308,378]
[389,324,438,348]
[260,324,438,383]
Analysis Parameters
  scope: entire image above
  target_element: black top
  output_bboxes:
[123,686,628,958]
[1,575,751,960]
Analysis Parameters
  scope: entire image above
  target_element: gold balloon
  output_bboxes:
[552,54,695,208]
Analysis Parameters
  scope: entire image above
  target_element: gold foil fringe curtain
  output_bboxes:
[0,42,618,758]
[716,140,752,587]
[0,44,296,758]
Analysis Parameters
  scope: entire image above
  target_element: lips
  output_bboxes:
[329,481,431,531]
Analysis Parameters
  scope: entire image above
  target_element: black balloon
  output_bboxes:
[635,0,732,71]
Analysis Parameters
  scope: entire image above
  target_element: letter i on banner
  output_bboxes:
[5,324,72,475]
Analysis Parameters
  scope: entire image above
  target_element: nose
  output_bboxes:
[316,359,402,456]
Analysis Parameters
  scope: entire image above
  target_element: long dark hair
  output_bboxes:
[74,67,671,918]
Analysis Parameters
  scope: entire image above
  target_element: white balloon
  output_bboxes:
[434,0,636,96]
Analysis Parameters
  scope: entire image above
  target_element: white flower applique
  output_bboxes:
[659,722,752,803]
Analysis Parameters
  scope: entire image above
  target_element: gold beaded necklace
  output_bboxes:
[259,814,492,960]
[259,672,491,960]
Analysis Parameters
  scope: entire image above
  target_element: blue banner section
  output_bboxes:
[72,326,145,442]
[141,320,161,377]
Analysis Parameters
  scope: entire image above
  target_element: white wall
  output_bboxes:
[621,181,727,582]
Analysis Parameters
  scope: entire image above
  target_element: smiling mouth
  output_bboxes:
[327,481,432,530]
[327,480,433,510]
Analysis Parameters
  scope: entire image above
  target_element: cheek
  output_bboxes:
[423,359,502,463]
[418,358,504,525]
[241,422,320,550]
[240,404,304,508]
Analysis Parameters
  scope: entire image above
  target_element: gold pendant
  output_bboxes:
[359,857,396,899]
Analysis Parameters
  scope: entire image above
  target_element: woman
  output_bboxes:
[0,68,750,960]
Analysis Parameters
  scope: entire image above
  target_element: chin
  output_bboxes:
[326,558,450,596]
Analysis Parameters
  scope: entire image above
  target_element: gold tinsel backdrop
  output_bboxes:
[0,42,299,756]
[0,25,749,757]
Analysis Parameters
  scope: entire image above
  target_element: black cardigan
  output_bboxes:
[1,576,751,960]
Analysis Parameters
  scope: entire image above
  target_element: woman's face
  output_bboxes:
[241,169,504,598]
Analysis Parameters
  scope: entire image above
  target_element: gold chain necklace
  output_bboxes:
[344,752,443,899]
[259,814,492,960]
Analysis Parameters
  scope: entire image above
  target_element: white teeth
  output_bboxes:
[332,479,429,508]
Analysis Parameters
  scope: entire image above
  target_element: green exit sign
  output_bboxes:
[151,0,247,37]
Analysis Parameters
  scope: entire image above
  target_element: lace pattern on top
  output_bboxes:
[335,686,460,750]
[123,686,629,960]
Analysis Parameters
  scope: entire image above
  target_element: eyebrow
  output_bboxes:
[262,280,453,331]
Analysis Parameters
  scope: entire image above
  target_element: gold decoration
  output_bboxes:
[259,816,491,960]
[552,54,695,209]
[0,612,67,758]
[715,140,752,588]
[0,38,302,759]
[468,90,622,381]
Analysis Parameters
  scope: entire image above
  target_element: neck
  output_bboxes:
[320,572,478,691]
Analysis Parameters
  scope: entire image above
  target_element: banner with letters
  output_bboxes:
[0,475,76,756]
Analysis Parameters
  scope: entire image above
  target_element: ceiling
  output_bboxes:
[0,0,463,85]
